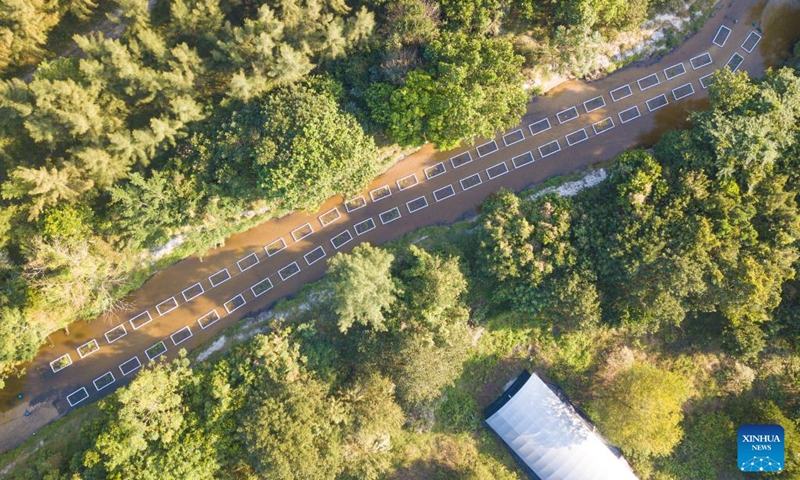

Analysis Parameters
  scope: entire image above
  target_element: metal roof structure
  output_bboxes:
[484,371,640,480]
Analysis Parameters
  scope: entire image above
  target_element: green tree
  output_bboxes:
[214,1,375,101]
[649,69,800,333]
[665,411,737,479]
[382,32,526,149]
[40,203,92,242]
[477,189,574,313]
[574,151,703,333]
[774,274,800,344]
[394,245,468,335]
[79,356,219,480]
[241,379,344,480]
[566,0,651,31]
[590,363,692,457]
[165,0,226,53]
[722,320,767,363]
[0,306,44,390]
[542,268,602,332]
[693,68,800,190]
[380,0,440,51]
[0,249,25,307]
[182,106,266,202]
[184,81,379,213]
[327,243,399,334]
[0,251,35,390]
[0,0,62,74]
[109,171,201,248]
[547,24,606,78]
[391,327,470,413]
[2,163,93,220]
[256,84,380,211]
[22,235,130,322]
[340,373,405,480]
[0,26,206,218]
[438,0,503,34]
[238,332,345,480]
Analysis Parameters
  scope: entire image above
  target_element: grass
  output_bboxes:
[76,340,99,357]
[51,355,72,372]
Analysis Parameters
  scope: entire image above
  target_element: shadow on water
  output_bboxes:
[638,97,711,147]
[0,308,123,410]
[750,0,800,68]
[0,373,31,410]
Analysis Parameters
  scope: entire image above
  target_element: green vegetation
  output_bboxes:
[369,32,527,149]
[0,0,685,387]
[327,243,398,333]
[13,0,735,399]
[3,67,800,479]
[590,362,692,457]
[0,0,97,76]
[2,239,481,479]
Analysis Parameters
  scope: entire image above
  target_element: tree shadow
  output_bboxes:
[387,459,463,480]
[663,311,727,354]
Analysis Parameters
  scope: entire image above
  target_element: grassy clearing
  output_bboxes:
[388,431,522,479]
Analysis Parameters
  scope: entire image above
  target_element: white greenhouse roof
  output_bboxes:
[485,372,639,480]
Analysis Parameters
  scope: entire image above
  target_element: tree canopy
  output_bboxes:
[255,84,380,211]
[327,243,399,334]
[371,32,527,149]
[19,241,478,479]
[5,58,800,480]
[590,362,692,457]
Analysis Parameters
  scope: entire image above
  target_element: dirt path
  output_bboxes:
[1,0,798,456]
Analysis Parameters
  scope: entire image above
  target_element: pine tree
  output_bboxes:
[166,0,226,51]
[270,44,313,85]
[3,163,93,219]
[322,18,348,59]
[345,7,375,46]
[0,0,61,74]
[73,147,129,187]
[67,0,98,21]
[25,76,123,147]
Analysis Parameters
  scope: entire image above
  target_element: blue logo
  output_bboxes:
[738,424,784,472]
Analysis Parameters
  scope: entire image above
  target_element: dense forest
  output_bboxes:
[5,65,799,480]
[0,0,696,387]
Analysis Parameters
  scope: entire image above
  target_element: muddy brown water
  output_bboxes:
[1,0,798,455]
